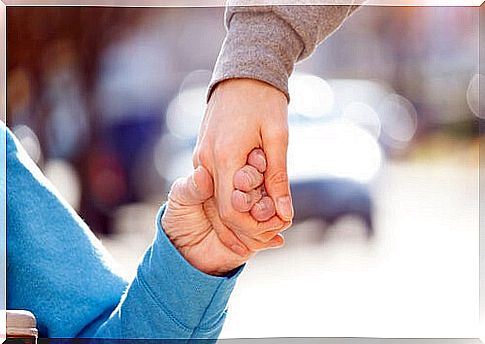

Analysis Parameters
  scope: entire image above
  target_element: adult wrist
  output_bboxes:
[209,78,287,105]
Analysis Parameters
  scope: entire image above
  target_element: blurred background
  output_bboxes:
[6,5,480,339]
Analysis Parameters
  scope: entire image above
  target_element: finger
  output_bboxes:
[168,166,214,206]
[255,215,288,235]
[231,188,263,213]
[203,198,251,257]
[220,202,289,252]
[250,196,276,222]
[267,233,285,248]
[238,231,286,250]
[247,148,267,173]
[262,125,293,222]
[221,206,288,245]
[255,221,291,243]
[233,165,264,192]
[211,148,257,255]
[192,149,251,257]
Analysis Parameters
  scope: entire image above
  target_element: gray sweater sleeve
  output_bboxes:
[209,2,360,101]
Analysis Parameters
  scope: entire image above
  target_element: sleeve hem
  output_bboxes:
[155,204,244,282]
[208,11,303,103]
[135,204,243,331]
[207,75,290,104]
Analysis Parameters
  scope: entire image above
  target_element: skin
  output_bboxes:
[163,149,287,276]
[193,79,294,256]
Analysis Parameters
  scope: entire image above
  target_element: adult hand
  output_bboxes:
[193,79,294,256]
[162,152,285,276]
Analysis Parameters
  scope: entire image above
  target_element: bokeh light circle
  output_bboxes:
[289,73,335,118]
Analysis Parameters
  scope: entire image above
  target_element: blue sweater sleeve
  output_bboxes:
[5,122,241,340]
[85,205,242,340]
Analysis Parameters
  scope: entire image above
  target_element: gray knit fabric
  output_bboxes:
[209,3,360,101]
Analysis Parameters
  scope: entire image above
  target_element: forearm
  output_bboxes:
[210,2,360,100]
[5,122,128,338]
[5,121,239,340]
[84,205,241,340]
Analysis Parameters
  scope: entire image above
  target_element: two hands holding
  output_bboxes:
[162,79,293,276]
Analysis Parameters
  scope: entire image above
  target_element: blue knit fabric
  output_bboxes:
[4,121,241,339]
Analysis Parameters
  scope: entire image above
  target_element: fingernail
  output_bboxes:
[268,236,285,249]
[231,244,248,257]
[277,196,294,221]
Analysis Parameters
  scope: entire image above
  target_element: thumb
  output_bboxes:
[168,166,214,206]
[262,126,293,222]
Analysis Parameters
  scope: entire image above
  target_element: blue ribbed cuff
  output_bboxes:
[137,204,244,332]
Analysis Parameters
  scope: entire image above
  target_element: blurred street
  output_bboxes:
[101,156,479,339]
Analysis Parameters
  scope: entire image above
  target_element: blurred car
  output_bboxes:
[290,178,374,237]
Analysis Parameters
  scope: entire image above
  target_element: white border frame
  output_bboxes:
[0,2,482,343]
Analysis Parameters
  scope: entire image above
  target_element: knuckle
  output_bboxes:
[169,177,183,192]
[167,177,185,203]
[219,205,236,223]
[195,146,212,166]
[267,170,289,188]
